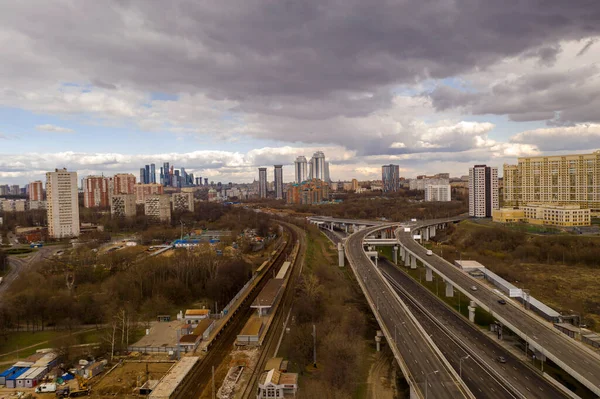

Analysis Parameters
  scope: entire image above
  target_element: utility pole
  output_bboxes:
[313,324,317,368]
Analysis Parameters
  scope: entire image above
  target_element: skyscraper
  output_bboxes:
[150,164,156,184]
[309,151,326,181]
[46,168,80,238]
[258,168,268,198]
[145,165,150,184]
[163,162,170,186]
[83,175,109,208]
[382,164,400,192]
[294,156,308,183]
[140,168,146,184]
[469,165,499,217]
[274,165,284,200]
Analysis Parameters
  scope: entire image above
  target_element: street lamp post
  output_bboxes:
[459,355,470,378]
[425,370,439,399]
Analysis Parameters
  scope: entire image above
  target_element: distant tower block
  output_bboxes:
[338,242,345,267]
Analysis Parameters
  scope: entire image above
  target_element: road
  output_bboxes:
[379,258,568,399]
[399,218,600,396]
[0,244,63,295]
[345,225,470,399]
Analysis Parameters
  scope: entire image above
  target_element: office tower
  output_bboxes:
[503,151,600,211]
[425,185,451,202]
[46,168,80,238]
[159,167,164,185]
[195,177,200,186]
[139,168,146,184]
[144,194,171,222]
[150,164,156,184]
[274,165,284,199]
[309,151,326,181]
[382,164,400,192]
[469,165,498,217]
[258,168,268,198]
[134,183,164,204]
[294,156,308,183]
[163,162,170,186]
[173,170,180,188]
[113,173,136,194]
[204,178,209,186]
[83,176,109,208]
[144,165,150,184]
[324,161,331,183]
[111,194,136,218]
[29,181,44,201]
[172,192,194,212]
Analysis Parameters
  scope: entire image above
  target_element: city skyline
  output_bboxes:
[1,2,599,185]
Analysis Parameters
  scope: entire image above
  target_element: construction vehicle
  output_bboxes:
[56,376,90,397]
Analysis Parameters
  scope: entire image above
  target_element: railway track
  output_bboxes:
[174,225,298,399]
[238,222,306,399]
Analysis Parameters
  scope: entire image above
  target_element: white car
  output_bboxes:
[426,250,433,256]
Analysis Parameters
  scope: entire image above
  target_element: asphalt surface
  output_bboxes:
[398,219,600,397]
[0,245,61,295]
[379,258,568,399]
[345,225,470,399]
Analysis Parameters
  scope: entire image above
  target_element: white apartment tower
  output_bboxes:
[425,184,451,202]
[46,168,80,238]
[469,165,498,217]
[258,168,268,198]
[294,156,308,183]
[309,151,326,181]
[274,165,284,200]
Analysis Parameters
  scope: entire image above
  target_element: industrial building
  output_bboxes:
[46,168,80,238]
[504,151,600,213]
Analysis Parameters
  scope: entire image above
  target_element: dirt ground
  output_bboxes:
[366,351,396,399]
[90,361,174,398]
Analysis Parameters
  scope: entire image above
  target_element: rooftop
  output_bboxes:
[185,309,210,317]
[240,316,263,337]
[193,318,214,336]
[148,357,199,399]
[252,279,284,308]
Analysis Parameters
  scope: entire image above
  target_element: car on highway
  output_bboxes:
[470,285,478,291]
[426,250,433,256]
[498,299,507,305]
[497,356,507,363]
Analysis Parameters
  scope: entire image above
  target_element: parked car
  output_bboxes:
[498,299,507,305]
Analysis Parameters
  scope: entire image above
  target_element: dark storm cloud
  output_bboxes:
[1,0,599,120]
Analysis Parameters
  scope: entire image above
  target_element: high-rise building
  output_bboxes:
[469,165,498,217]
[83,176,109,208]
[113,173,136,194]
[503,151,600,212]
[287,179,330,204]
[46,168,80,238]
[145,194,171,222]
[0,185,8,196]
[324,161,331,183]
[204,178,209,186]
[409,174,450,190]
[351,178,359,191]
[134,183,164,204]
[294,156,308,183]
[309,151,326,181]
[140,168,146,184]
[10,185,20,196]
[382,164,400,192]
[145,165,150,184]
[274,165,284,200]
[29,181,44,201]
[111,194,136,218]
[258,168,268,198]
[425,185,451,202]
[150,164,156,184]
[172,192,194,212]
[162,162,170,186]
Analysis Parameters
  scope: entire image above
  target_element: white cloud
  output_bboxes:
[35,124,74,133]
[510,123,600,152]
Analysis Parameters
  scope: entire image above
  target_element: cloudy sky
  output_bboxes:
[2,0,600,185]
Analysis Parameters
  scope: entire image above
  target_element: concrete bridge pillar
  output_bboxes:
[410,255,417,269]
[345,225,348,233]
[393,246,398,264]
[468,301,476,323]
[338,242,345,267]
[430,225,437,238]
[381,230,387,239]
[400,246,405,261]
[405,252,411,267]
[445,280,454,297]
[423,228,429,242]
[425,267,433,282]
[409,385,419,399]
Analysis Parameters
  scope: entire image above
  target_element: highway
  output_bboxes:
[399,218,600,397]
[0,244,63,296]
[379,258,568,399]
[346,225,471,399]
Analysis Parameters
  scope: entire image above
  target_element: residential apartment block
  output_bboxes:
[113,173,136,195]
[409,174,450,191]
[274,165,284,200]
[134,183,164,204]
[46,168,80,238]
[382,164,400,192]
[172,192,194,212]
[83,176,109,208]
[29,181,44,201]
[111,194,137,218]
[469,165,498,217]
[493,204,591,227]
[424,184,451,202]
[286,179,329,205]
[504,151,600,213]
[144,194,171,222]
